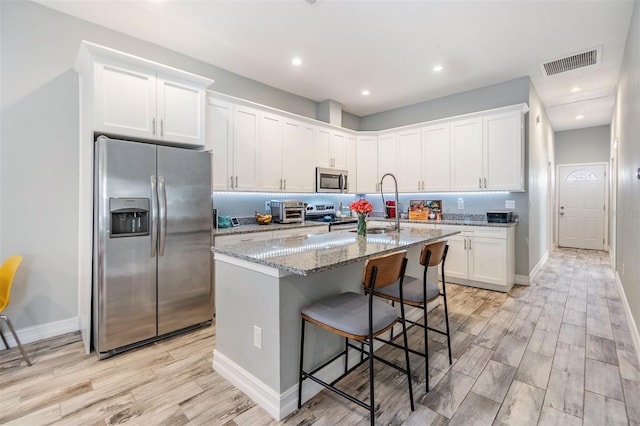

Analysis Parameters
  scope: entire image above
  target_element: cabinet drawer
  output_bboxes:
[437,224,506,239]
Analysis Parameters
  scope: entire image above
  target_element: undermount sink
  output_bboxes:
[349,228,394,234]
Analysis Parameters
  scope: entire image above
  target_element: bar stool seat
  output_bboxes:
[375,276,440,305]
[301,291,398,337]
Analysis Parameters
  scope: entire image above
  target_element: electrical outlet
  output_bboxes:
[264,201,271,211]
[253,325,262,349]
[457,198,464,209]
[505,200,515,209]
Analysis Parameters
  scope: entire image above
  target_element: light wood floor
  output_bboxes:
[1,248,639,425]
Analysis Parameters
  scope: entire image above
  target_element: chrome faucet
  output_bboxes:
[380,172,400,232]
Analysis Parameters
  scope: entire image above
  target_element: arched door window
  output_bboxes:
[566,169,598,182]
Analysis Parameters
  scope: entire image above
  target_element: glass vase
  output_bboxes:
[357,213,367,236]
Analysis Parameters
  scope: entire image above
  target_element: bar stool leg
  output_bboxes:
[399,301,415,410]
[424,305,429,392]
[298,318,306,409]
[441,269,452,365]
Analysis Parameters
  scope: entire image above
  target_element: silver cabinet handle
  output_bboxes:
[230,175,234,189]
[235,176,238,188]
[158,176,167,257]
[279,178,283,190]
[479,177,482,189]
[464,238,467,250]
[422,181,425,190]
[283,178,286,190]
[484,177,487,188]
[152,118,156,136]
[468,238,471,250]
[150,175,158,257]
[160,119,164,137]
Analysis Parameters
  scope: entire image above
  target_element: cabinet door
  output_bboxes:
[315,128,332,167]
[282,120,315,192]
[345,134,357,193]
[94,61,156,140]
[156,77,205,146]
[257,112,283,192]
[442,234,468,280]
[468,237,507,285]
[232,105,259,191]
[450,118,483,191]
[356,135,378,193]
[331,131,347,169]
[377,132,398,184]
[423,123,450,191]
[483,111,524,191]
[397,129,423,192]
[207,98,233,191]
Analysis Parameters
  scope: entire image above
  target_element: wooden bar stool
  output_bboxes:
[297,250,414,425]
[372,240,451,391]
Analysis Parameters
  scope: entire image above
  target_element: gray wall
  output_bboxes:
[555,125,611,165]
[527,83,556,274]
[0,1,322,332]
[611,0,640,332]
[359,77,531,131]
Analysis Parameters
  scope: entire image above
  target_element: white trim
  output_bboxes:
[614,271,640,369]
[528,250,549,283]
[1,317,79,347]
[515,274,529,285]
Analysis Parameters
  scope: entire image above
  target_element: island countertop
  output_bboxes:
[211,226,461,276]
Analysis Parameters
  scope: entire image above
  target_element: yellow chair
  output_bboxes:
[0,256,31,366]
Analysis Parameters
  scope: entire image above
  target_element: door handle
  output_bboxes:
[150,175,158,257]
[158,176,167,257]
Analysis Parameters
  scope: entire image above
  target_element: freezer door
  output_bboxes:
[94,138,158,353]
[157,146,213,335]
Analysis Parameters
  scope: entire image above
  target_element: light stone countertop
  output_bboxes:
[370,218,518,228]
[211,226,461,276]
[213,221,328,237]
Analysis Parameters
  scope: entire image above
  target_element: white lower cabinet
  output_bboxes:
[437,225,515,292]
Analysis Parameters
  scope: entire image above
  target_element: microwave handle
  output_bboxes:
[339,173,346,192]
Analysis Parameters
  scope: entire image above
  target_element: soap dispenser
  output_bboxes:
[336,202,343,218]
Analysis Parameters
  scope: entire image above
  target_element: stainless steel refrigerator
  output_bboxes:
[93,135,212,359]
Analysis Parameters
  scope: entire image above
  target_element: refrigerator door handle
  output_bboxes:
[150,175,158,257]
[158,176,167,256]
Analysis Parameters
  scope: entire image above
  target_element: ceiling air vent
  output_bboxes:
[541,47,601,76]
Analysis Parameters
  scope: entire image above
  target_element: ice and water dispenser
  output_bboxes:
[109,198,150,237]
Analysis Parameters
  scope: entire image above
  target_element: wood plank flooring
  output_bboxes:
[1,248,639,425]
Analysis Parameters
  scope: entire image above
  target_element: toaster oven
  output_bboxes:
[486,211,513,223]
[270,200,305,224]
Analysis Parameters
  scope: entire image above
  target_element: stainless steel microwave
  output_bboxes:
[316,167,348,193]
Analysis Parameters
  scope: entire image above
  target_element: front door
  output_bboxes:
[558,163,606,250]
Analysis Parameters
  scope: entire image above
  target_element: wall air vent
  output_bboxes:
[541,47,601,76]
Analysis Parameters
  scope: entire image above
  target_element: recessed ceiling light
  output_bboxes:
[292,57,302,66]
[362,90,370,96]
[433,65,443,72]
[571,87,582,93]
[576,115,584,120]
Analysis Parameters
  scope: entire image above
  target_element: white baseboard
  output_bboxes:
[515,274,529,285]
[614,272,640,369]
[528,250,549,284]
[0,317,79,347]
[213,307,426,421]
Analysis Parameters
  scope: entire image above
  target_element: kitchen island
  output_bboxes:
[211,226,460,420]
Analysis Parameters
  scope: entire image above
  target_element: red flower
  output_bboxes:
[349,198,373,214]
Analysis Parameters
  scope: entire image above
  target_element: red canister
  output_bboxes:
[385,201,396,218]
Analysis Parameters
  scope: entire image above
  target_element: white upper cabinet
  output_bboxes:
[79,42,213,147]
[282,120,315,192]
[483,110,524,191]
[356,135,378,193]
[449,117,484,191]
[207,98,233,191]
[331,131,347,170]
[232,105,259,191]
[314,128,332,168]
[377,132,398,180]
[397,128,423,192]
[94,62,157,140]
[422,123,451,191]
[257,112,283,192]
[345,134,357,193]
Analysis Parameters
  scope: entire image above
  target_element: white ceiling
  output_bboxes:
[36,0,634,131]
